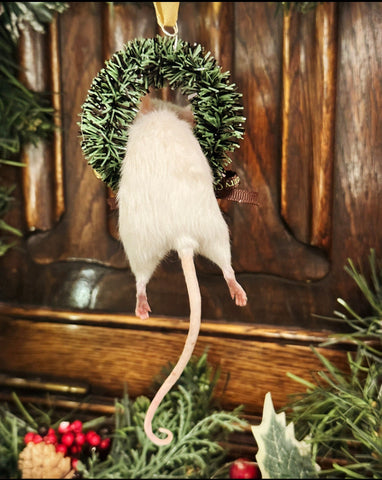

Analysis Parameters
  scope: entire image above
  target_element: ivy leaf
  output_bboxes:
[251,392,320,479]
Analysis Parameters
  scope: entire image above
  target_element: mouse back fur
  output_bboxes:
[118,105,231,265]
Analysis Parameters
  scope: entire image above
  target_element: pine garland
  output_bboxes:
[0,352,247,479]
[80,35,245,193]
[284,249,382,478]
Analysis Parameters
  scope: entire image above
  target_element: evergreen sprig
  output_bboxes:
[0,1,67,165]
[318,249,382,361]
[278,2,321,14]
[0,64,56,164]
[80,352,246,479]
[0,2,68,42]
[0,353,247,479]
[0,401,28,477]
[285,248,382,478]
[84,389,244,479]
[0,2,67,255]
[80,35,245,193]
[0,185,22,256]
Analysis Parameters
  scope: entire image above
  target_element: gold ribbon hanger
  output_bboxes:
[153,2,179,36]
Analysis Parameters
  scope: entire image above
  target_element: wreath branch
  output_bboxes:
[79,35,246,195]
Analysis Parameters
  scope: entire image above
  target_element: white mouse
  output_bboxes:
[117,96,247,446]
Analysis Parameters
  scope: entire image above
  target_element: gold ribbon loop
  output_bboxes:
[153,2,180,36]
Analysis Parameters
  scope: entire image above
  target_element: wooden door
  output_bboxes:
[0,2,381,415]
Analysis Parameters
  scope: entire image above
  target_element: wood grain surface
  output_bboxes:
[0,2,381,418]
[0,303,350,414]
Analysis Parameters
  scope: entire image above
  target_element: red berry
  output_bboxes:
[61,432,75,447]
[70,444,81,455]
[99,437,111,450]
[229,458,259,479]
[75,432,86,446]
[70,420,83,433]
[86,430,101,447]
[58,421,71,434]
[24,432,35,444]
[43,433,57,445]
[47,427,56,437]
[71,458,78,470]
[32,434,43,444]
[55,444,68,455]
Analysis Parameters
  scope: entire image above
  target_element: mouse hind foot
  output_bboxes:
[135,280,152,319]
[223,269,247,307]
[200,244,247,307]
[136,294,152,319]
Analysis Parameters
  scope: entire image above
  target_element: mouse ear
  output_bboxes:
[139,94,153,114]
[177,105,194,125]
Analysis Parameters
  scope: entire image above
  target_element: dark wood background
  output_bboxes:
[0,2,381,419]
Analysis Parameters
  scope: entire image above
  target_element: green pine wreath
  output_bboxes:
[79,35,245,193]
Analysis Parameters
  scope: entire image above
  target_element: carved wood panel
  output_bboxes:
[1,1,381,323]
[0,2,381,414]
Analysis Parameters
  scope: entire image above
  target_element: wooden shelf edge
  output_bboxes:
[0,301,348,346]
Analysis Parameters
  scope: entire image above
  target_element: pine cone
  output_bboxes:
[18,442,75,479]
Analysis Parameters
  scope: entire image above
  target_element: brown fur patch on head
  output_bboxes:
[139,94,153,114]
[138,89,195,126]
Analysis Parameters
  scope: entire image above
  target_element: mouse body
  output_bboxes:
[117,100,247,445]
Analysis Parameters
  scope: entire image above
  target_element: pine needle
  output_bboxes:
[285,248,382,478]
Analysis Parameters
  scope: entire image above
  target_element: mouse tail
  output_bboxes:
[144,247,201,446]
